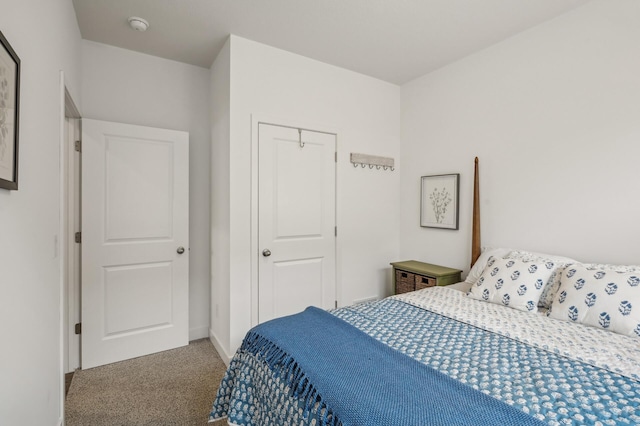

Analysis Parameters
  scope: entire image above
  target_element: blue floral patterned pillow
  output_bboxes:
[503,250,577,309]
[548,264,640,337]
[467,257,555,313]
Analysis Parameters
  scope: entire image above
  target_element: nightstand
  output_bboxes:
[391,260,462,294]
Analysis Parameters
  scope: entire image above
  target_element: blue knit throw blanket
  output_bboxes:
[241,306,546,426]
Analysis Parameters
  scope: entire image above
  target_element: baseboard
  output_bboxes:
[189,325,209,341]
[353,296,379,305]
[209,328,233,366]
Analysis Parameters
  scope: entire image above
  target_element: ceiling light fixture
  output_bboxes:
[127,16,149,32]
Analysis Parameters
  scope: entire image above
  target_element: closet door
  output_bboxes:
[258,123,337,323]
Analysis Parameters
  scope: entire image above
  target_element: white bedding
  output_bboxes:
[395,286,640,381]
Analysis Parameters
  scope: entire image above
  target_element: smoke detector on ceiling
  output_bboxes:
[127,16,149,32]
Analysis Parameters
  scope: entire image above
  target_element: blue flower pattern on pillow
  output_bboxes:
[568,306,579,321]
[501,251,578,310]
[619,301,632,316]
[558,290,567,304]
[550,265,640,337]
[584,293,596,307]
[534,279,544,290]
[599,312,611,328]
[468,257,552,313]
[502,294,510,306]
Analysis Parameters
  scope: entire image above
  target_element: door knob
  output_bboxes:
[262,249,271,257]
[177,246,185,254]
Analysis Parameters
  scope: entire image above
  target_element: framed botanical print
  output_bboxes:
[0,29,20,190]
[420,173,459,230]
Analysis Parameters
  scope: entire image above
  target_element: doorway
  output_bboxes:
[63,117,191,371]
[62,85,81,375]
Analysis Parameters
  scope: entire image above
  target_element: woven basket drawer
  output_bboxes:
[395,270,415,294]
[415,275,436,290]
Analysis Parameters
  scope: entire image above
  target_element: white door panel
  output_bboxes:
[104,136,174,240]
[82,119,189,369]
[272,258,324,318]
[258,124,336,323]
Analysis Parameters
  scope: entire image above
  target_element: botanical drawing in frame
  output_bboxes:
[420,173,460,230]
[0,29,20,190]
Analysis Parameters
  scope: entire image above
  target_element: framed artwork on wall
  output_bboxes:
[0,29,20,190]
[420,173,459,230]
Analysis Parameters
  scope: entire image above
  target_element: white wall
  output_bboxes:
[0,0,82,424]
[211,36,401,356]
[81,40,212,340]
[400,0,640,274]
[209,39,231,356]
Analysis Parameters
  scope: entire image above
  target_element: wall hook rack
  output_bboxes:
[350,153,395,171]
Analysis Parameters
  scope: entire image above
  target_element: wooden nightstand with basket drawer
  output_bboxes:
[391,260,462,295]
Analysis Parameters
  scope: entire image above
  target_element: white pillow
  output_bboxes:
[504,250,577,309]
[467,257,555,313]
[580,263,640,274]
[465,247,512,285]
[548,264,640,338]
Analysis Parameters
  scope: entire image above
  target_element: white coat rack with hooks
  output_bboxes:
[349,153,395,171]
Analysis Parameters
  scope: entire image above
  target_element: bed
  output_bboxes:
[209,159,640,425]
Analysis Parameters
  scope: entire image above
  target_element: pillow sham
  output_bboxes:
[504,250,577,309]
[464,247,512,285]
[580,263,640,274]
[548,264,640,338]
[467,256,555,313]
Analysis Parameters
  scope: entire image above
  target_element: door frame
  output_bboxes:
[59,71,81,424]
[64,110,81,374]
[250,114,340,327]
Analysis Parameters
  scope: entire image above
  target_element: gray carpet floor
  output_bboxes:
[65,339,229,426]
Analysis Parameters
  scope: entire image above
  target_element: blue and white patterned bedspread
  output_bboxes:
[210,287,640,425]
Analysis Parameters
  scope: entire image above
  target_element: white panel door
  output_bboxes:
[81,119,189,369]
[258,123,336,323]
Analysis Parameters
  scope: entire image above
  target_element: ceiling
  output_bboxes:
[72,0,590,85]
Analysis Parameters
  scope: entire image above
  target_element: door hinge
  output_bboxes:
[335,152,337,162]
[335,226,337,237]
[74,232,81,243]
[75,323,81,335]
[335,300,338,309]
[74,140,81,153]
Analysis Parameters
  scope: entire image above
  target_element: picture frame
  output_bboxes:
[0,30,20,190]
[420,173,459,230]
